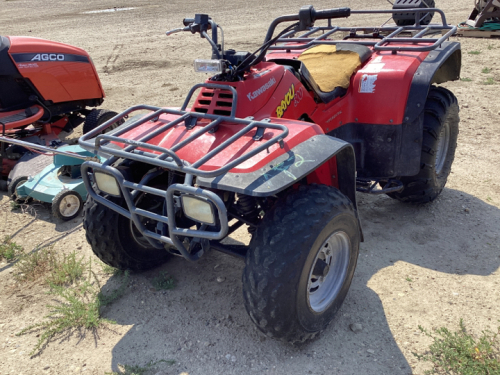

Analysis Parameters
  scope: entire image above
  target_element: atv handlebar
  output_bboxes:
[264,6,351,43]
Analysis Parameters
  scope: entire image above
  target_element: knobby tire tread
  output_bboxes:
[242,184,358,344]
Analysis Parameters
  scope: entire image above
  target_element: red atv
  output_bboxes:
[79,4,460,343]
[0,35,118,194]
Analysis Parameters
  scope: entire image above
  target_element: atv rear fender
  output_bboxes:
[197,134,358,209]
[404,41,461,125]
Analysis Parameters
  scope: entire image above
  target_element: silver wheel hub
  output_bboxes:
[58,194,80,217]
[307,231,351,313]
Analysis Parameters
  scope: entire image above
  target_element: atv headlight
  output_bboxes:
[181,195,215,225]
[194,59,225,73]
[94,172,120,197]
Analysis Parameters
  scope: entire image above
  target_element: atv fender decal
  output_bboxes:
[196,134,357,209]
[276,84,295,118]
[293,86,304,107]
[11,53,90,63]
[359,74,377,93]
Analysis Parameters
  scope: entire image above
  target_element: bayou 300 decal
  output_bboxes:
[276,84,295,118]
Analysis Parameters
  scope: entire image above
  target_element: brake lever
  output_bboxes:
[165,26,190,36]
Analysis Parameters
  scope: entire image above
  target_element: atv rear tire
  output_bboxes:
[52,190,83,221]
[388,86,459,204]
[82,109,120,135]
[242,185,360,343]
[83,195,170,271]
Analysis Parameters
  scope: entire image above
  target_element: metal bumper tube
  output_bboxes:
[81,161,229,262]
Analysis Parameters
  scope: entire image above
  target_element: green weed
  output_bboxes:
[17,264,129,355]
[10,201,20,211]
[482,67,492,74]
[406,277,413,282]
[15,248,85,286]
[151,271,175,291]
[14,246,54,282]
[468,51,481,55]
[488,45,494,50]
[460,77,472,82]
[482,78,496,85]
[46,252,86,286]
[0,236,23,262]
[413,319,500,374]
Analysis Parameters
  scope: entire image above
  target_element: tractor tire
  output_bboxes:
[52,190,83,221]
[7,152,52,200]
[82,109,120,135]
[388,86,459,204]
[242,185,360,343]
[83,195,170,271]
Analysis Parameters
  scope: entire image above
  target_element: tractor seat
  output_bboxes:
[297,44,372,104]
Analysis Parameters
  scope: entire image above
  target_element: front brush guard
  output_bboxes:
[82,161,229,262]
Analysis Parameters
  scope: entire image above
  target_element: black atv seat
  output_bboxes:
[297,43,372,104]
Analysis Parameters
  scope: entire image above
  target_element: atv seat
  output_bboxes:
[0,105,44,131]
[297,44,372,104]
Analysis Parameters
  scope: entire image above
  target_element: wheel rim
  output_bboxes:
[307,231,351,313]
[58,194,81,217]
[435,120,450,175]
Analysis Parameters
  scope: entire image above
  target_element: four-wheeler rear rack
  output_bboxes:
[269,8,457,53]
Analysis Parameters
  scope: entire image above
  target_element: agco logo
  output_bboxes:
[275,84,295,118]
[31,53,65,62]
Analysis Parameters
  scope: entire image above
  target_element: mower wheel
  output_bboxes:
[52,190,83,221]
[388,86,459,204]
[82,109,121,135]
[242,185,360,343]
[7,152,52,199]
[83,195,170,271]
[8,176,28,201]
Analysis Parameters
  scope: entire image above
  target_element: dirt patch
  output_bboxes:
[1,0,499,374]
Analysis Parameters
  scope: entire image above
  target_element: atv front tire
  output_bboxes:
[83,195,170,271]
[82,109,121,135]
[388,86,459,204]
[242,185,360,343]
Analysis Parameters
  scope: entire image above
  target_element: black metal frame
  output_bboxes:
[79,83,289,261]
[268,8,457,53]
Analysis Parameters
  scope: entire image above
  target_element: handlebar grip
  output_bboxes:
[313,7,351,20]
[183,18,195,26]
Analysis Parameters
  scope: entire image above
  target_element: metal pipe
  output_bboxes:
[0,136,90,160]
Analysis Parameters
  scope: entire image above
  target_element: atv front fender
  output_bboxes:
[196,134,357,208]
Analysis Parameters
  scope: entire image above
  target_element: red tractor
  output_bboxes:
[0,35,117,194]
[79,5,460,343]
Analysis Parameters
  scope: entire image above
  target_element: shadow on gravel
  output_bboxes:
[98,187,499,375]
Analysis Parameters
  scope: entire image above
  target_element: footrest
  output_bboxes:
[0,105,44,130]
